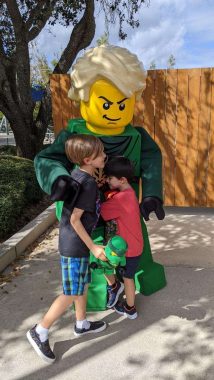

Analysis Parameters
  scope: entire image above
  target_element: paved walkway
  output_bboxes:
[0,208,214,380]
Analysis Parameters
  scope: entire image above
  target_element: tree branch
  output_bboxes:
[54,0,95,73]
[5,0,24,37]
[0,35,11,66]
[27,0,57,41]
[26,0,47,30]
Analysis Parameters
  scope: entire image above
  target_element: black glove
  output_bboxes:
[50,175,81,204]
[140,197,165,221]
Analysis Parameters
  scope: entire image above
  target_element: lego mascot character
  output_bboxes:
[35,45,166,310]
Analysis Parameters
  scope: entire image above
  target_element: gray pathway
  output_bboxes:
[0,209,214,380]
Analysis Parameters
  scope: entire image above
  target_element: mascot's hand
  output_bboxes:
[50,175,81,203]
[140,197,165,221]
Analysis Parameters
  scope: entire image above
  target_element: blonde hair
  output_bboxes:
[68,45,147,102]
[65,134,104,166]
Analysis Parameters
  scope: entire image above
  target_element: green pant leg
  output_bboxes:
[86,269,108,311]
[134,217,167,295]
[86,226,114,311]
[86,261,115,311]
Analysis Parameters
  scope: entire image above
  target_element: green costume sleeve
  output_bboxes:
[135,127,163,201]
[34,129,73,195]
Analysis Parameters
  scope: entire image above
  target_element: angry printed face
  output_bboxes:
[80,79,135,135]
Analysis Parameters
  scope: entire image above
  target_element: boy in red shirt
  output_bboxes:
[101,157,143,319]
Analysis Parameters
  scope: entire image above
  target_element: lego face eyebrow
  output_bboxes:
[117,98,128,104]
[98,96,128,105]
[98,96,113,105]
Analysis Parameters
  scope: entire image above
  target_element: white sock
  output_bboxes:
[35,324,49,342]
[76,319,90,330]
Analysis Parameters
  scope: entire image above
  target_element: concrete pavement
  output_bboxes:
[0,208,214,380]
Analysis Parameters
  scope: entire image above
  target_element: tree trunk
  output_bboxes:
[33,84,53,151]
[0,0,96,159]
[11,118,37,160]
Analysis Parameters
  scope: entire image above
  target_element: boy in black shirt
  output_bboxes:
[27,135,107,363]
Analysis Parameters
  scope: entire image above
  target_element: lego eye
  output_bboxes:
[103,102,110,110]
[119,103,125,111]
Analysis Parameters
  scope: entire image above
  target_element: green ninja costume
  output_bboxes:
[35,119,166,310]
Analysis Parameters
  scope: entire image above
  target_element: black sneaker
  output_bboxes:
[106,281,124,308]
[114,302,138,320]
[74,320,107,337]
[26,325,55,364]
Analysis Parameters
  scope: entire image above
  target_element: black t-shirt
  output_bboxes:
[59,168,100,258]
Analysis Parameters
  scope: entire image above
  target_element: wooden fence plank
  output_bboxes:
[153,70,167,199]
[185,69,201,206]
[174,70,189,206]
[134,70,155,138]
[163,70,177,205]
[205,68,214,206]
[195,68,212,206]
[59,74,81,128]
[59,75,73,129]
[50,75,63,136]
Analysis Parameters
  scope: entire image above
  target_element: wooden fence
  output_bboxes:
[50,68,214,207]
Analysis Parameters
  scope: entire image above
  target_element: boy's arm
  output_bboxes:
[70,208,107,261]
[100,197,120,221]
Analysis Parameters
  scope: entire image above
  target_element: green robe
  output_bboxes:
[34,119,166,306]
[35,119,163,200]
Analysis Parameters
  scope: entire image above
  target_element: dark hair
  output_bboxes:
[104,156,134,181]
[65,134,104,166]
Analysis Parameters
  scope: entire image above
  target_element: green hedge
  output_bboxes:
[0,145,17,156]
[0,155,43,239]
[0,144,52,157]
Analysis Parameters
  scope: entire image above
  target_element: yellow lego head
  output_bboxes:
[68,45,147,134]
[80,80,135,135]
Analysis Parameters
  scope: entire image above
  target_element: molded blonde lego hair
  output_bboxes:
[68,45,147,102]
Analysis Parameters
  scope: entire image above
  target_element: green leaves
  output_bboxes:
[0,155,43,239]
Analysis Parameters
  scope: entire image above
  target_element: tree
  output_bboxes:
[0,0,149,159]
[30,41,52,87]
[167,54,176,69]
[96,32,109,46]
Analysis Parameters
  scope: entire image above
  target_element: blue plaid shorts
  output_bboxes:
[60,256,91,296]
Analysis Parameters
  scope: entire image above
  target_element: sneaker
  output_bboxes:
[74,320,107,337]
[106,281,124,308]
[114,302,138,320]
[26,325,55,364]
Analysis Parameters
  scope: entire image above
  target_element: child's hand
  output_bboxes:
[91,245,107,261]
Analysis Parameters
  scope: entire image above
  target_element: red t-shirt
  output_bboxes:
[100,188,143,257]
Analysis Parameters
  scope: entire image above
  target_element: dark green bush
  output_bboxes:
[0,145,17,156]
[0,143,52,157]
[0,155,43,239]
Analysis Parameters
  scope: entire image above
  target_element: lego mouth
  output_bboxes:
[103,115,121,121]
